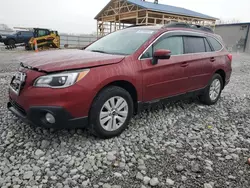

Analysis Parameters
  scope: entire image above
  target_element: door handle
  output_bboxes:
[210,57,216,62]
[181,62,189,67]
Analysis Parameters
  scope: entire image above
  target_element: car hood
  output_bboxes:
[0,34,9,38]
[0,33,14,37]
[18,49,125,72]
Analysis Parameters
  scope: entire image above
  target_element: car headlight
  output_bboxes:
[1,36,7,39]
[34,69,89,88]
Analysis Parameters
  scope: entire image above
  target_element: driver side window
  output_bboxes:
[141,36,184,59]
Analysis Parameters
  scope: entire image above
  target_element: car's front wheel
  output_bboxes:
[89,86,133,138]
[200,73,223,105]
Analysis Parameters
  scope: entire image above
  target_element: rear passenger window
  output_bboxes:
[204,38,212,52]
[184,36,206,53]
[207,36,223,51]
[22,32,31,36]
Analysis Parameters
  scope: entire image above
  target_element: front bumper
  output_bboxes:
[7,99,88,129]
[0,37,6,43]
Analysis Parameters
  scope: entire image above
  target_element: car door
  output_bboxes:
[16,32,24,43]
[23,32,33,43]
[140,34,190,102]
[183,35,214,91]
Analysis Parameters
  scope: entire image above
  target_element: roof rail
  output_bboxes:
[162,22,214,33]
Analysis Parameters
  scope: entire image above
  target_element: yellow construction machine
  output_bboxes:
[25,28,60,50]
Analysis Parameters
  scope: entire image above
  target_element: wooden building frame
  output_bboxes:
[95,0,217,37]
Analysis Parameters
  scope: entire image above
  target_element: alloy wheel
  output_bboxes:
[209,79,221,101]
[99,96,128,131]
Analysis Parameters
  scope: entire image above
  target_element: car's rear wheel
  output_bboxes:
[8,39,15,46]
[89,86,133,138]
[200,73,223,105]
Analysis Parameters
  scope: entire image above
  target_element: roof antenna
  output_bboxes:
[154,0,158,4]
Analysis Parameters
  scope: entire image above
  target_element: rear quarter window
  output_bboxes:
[207,36,223,51]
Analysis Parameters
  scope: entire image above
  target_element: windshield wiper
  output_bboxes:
[20,62,48,73]
[90,50,128,55]
[90,50,108,54]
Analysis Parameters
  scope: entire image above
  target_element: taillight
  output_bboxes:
[227,54,233,62]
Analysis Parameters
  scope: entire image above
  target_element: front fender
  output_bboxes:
[94,75,138,97]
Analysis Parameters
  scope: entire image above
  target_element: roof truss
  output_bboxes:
[96,0,216,37]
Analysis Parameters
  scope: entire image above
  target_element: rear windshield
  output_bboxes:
[85,28,157,55]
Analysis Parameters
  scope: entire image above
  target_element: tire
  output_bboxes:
[8,39,15,46]
[89,86,134,139]
[25,45,32,51]
[200,73,223,105]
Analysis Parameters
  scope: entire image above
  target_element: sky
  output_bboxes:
[0,0,249,34]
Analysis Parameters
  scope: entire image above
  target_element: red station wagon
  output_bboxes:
[8,23,232,138]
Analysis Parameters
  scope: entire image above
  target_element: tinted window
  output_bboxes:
[207,36,222,51]
[184,36,206,53]
[86,28,156,55]
[204,38,212,52]
[141,36,184,58]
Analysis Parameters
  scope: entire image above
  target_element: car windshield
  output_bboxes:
[9,31,17,35]
[85,28,157,55]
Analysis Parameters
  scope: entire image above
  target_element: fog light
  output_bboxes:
[45,113,55,124]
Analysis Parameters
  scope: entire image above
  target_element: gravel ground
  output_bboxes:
[0,50,250,188]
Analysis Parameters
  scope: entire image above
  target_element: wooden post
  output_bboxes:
[97,20,99,38]
[213,21,216,31]
[118,0,120,29]
[146,11,148,25]
[136,5,139,25]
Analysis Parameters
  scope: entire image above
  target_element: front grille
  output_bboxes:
[9,98,27,116]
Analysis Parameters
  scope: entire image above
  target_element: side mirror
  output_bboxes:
[152,49,171,65]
